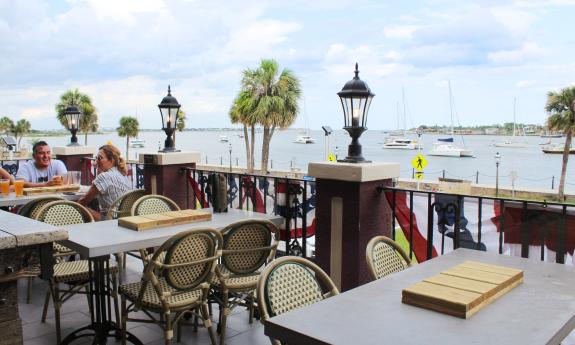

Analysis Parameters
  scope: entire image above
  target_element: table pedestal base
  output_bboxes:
[61,322,142,345]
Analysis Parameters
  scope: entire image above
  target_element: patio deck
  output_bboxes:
[18,255,270,345]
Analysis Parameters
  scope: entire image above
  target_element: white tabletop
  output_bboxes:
[265,249,575,345]
[0,185,88,207]
[61,209,282,258]
[0,210,68,249]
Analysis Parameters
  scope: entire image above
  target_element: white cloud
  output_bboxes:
[383,25,419,39]
[487,42,545,65]
[515,80,536,88]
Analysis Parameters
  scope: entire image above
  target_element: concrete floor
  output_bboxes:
[17,255,271,345]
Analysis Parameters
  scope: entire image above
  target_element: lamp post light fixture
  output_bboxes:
[63,104,82,146]
[495,151,501,196]
[337,63,374,163]
[158,85,181,153]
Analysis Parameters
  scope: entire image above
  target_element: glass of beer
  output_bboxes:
[14,178,25,197]
[0,179,9,196]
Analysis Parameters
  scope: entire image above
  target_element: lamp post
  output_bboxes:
[495,152,501,196]
[158,85,181,152]
[228,143,232,173]
[337,63,375,163]
[322,125,333,161]
[63,104,82,146]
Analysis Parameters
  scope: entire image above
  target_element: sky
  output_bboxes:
[1,0,575,131]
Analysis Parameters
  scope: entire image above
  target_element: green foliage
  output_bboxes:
[0,117,14,134]
[11,119,31,149]
[176,110,186,131]
[55,89,99,144]
[117,116,139,160]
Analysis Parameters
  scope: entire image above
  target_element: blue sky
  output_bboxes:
[1,0,575,130]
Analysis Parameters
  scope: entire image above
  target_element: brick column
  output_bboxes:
[308,162,400,292]
[139,152,200,209]
[53,146,96,185]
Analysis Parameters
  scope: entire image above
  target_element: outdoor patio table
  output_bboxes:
[59,208,282,345]
[265,248,575,345]
[0,185,88,207]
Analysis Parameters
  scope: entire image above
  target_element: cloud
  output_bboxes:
[383,25,420,39]
[487,42,545,65]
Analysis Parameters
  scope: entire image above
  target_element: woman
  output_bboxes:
[78,144,132,220]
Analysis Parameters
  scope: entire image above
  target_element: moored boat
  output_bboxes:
[129,139,146,148]
[541,144,575,154]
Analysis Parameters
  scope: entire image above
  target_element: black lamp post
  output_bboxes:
[63,104,82,146]
[337,63,374,163]
[158,85,181,153]
[495,152,501,196]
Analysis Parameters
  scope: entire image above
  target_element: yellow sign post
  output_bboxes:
[411,153,428,172]
[328,153,336,162]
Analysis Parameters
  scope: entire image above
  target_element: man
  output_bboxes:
[16,141,67,187]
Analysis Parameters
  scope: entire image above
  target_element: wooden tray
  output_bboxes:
[402,261,523,318]
[118,209,212,231]
[23,185,81,195]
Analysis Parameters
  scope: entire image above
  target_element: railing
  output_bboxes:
[182,168,316,258]
[381,186,575,265]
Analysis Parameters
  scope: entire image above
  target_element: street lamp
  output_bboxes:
[228,143,232,173]
[321,125,333,161]
[63,104,82,146]
[495,152,501,196]
[158,85,181,153]
[337,63,375,163]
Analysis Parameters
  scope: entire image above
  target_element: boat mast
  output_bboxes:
[402,87,407,136]
[512,97,516,139]
[448,80,454,137]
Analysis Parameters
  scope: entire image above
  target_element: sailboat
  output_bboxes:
[429,81,474,157]
[382,90,421,150]
[293,98,315,144]
[494,98,528,148]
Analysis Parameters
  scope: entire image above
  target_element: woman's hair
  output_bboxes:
[98,144,127,176]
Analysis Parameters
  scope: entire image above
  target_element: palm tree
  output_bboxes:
[117,116,140,160]
[11,119,31,150]
[0,117,14,134]
[173,110,186,146]
[238,59,301,171]
[229,89,258,172]
[545,86,575,200]
[55,89,99,145]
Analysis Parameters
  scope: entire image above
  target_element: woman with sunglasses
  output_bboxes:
[77,144,132,220]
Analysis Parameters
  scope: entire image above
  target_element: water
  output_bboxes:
[24,129,575,192]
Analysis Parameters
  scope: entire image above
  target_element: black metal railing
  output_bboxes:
[182,168,316,258]
[381,186,575,265]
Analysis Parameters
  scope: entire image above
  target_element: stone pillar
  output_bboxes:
[139,152,200,209]
[308,162,400,292]
[53,146,96,185]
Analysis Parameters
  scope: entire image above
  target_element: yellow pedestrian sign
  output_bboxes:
[328,153,336,162]
[415,171,424,180]
[411,153,428,171]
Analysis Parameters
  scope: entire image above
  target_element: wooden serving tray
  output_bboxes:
[118,209,212,231]
[402,261,523,318]
[23,185,81,195]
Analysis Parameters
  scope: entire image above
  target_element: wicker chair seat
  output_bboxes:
[211,265,261,290]
[53,243,75,255]
[53,260,118,283]
[120,278,203,310]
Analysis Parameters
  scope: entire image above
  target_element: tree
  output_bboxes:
[545,86,575,200]
[173,110,186,146]
[117,116,139,160]
[229,90,258,172]
[238,59,301,171]
[0,117,14,134]
[11,119,31,150]
[55,89,99,145]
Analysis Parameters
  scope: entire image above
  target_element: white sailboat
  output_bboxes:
[494,98,528,148]
[429,81,474,157]
[382,90,421,150]
[293,98,315,144]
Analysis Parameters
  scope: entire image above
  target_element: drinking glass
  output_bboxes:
[0,179,9,196]
[68,171,82,186]
[14,178,25,197]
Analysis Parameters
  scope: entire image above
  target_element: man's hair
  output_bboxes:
[32,141,49,155]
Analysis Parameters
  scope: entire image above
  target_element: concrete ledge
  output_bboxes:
[53,146,96,156]
[139,151,200,165]
[308,161,400,182]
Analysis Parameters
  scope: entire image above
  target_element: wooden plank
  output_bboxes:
[23,185,80,195]
[424,274,497,295]
[460,261,523,278]
[118,209,212,231]
[402,281,483,318]
[441,266,513,285]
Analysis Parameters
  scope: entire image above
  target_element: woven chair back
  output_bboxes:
[365,235,411,281]
[131,194,180,216]
[257,256,338,319]
[19,196,66,219]
[35,200,94,226]
[144,228,222,291]
[107,189,147,219]
[221,219,279,275]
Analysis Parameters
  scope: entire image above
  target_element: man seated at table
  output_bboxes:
[16,141,67,187]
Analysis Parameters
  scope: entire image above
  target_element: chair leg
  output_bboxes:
[219,290,229,345]
[121,296,127,345]
[26,277,33,304]
[248,294,254,324]
[201,302,217,345]
[41,288,51,323]
[53,283,62,345]
[112,272,120,324]
[164,312,172,345]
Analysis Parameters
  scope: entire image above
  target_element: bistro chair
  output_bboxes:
[119,228,223,345]
[365,235,412,281]
[257,256,339,345]
[35,200,119,344]
[210,219,280,345]
[106,189,147,220]
[131,194,180,216]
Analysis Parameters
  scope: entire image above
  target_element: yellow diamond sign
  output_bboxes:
[328,153,336,162]
[411,153,428,172]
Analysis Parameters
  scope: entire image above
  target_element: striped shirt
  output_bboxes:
[93,167,132,215]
